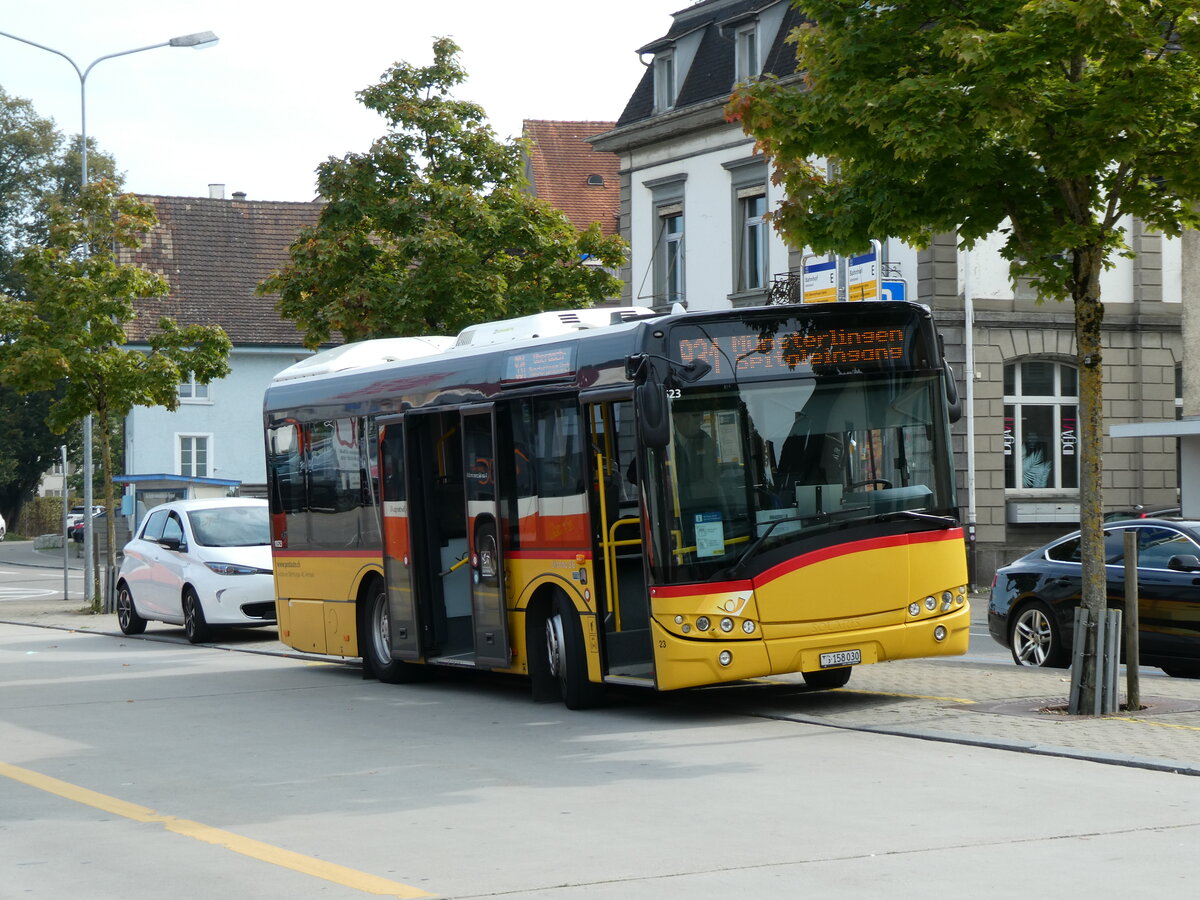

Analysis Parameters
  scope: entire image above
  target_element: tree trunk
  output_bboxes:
[96,406,120,615]
[1072,245,1107,713]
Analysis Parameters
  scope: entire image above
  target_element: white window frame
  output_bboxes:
[1003,361,1079,491]
[737,188,768,292]
[735,23,760,82]
[177,433,213,478]
[658,206,685,307]
[654,51,676,113]
[178,373,211,404]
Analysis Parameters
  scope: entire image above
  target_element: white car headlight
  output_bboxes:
[205,562,266,576]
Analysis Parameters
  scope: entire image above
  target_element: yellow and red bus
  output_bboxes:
[263,302,969,708]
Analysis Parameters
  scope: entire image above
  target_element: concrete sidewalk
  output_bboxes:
[3,537,1198,776]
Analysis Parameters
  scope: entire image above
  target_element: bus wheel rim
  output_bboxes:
[546,613,565,678]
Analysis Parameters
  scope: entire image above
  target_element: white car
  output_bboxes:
[115,498,276,643]
[0,511,6,541]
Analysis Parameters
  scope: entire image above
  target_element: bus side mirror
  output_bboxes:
[944,361,962,424]
[628,354,671,448]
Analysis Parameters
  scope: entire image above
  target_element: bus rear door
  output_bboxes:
[379,417,423,661]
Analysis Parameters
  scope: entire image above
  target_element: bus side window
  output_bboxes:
[268,422,304,547]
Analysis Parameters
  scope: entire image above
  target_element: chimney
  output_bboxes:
[232,191,247,200]
[208,183,225,199]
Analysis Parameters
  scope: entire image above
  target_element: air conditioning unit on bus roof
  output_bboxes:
[454,306,658,347]
[271,335,456,383]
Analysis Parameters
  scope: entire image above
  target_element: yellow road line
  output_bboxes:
[1107,716,1200,732]
[0,761,434,898]
[841,689,976,705]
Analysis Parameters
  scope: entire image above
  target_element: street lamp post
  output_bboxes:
[0,28,219,610]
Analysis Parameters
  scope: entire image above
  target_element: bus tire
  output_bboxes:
[547,594,604,710]
[363,580,421,684]
[802,666,852,689]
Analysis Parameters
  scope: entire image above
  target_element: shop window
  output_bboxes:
[1003,361,1078,490]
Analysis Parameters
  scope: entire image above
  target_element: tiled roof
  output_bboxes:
[120,194,323,347]
[522,120,620,235]
[616,0,804,127]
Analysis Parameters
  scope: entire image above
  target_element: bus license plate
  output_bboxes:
[820,649,861,668]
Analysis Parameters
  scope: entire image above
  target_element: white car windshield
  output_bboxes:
[186,507,270,547]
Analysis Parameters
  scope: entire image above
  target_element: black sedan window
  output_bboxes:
[1135,527,1198,570]
[1046,536,1082,563]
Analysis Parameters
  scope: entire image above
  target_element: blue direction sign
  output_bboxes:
[881,280,906,302]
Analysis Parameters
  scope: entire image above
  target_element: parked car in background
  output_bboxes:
[69,510,105,543]
[989,517,1200,678]
[66,505,104,531]
[0,511,6,541]
[115,498,276,643]
[1103,506,1182,522]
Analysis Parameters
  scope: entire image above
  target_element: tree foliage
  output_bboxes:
[260,38,626,347]
[729,0,1200,710]
[0,86,120,519]
[0,181,231,591]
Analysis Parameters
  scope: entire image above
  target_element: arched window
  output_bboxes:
[1003,361,1079,490]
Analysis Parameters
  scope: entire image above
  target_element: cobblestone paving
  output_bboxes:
[756,660,1200,772]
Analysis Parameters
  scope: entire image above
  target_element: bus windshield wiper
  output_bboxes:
[720,516,803,579]
[880,510,959,528]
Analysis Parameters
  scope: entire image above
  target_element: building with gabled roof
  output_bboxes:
[522,120,620,236]
[118,189,324,507]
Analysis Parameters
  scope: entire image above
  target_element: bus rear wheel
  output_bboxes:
[364,583,421,684]
[802,667,853,689]
[546,595,604,710]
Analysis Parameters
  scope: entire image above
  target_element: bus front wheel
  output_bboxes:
[364,583,421,684]
[546,595,604,710]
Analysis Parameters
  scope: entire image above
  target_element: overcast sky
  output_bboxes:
[1,1,684,203]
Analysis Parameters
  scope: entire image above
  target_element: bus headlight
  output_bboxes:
[696,616,711,632]
[742,620,756,634]
[909,602,921,617]
[720,617,735,633]
[934,625,948,642]
[718,650,733,666]
[924,596,937,611]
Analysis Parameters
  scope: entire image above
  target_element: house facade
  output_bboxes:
[119,189,322,509]
[591,0,1185,583]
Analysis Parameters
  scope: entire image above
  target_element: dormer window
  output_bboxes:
[735,23,759,82]
[654,51,676,112]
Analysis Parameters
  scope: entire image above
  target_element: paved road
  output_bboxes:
[3,623,1200,899]
[2,538,1199,778]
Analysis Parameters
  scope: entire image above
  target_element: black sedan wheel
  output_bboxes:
[1010,600,1067,668]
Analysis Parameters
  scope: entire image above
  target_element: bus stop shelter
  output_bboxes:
[114,474,242,532]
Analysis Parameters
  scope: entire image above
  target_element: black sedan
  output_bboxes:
[988,517,1200,678]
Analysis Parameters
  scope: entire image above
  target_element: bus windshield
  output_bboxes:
[643,370,955,583]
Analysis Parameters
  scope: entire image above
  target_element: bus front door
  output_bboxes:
[461,406,511,668]
[378,418,422,660]
[586,398,654,682]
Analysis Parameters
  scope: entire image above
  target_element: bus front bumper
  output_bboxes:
[649,602,970,692]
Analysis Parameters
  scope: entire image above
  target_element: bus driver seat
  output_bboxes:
[776,430,845,516]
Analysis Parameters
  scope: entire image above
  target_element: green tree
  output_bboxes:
[728,1,1200,711]
[0,384,66,529]
[0,87,120,521]
[0,180,231,607]
[260,38,626,347]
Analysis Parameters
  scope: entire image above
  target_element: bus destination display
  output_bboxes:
[673,320,914,380]
[502,345,577,384]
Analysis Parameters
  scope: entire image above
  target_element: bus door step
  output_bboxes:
[427,652,477,668]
